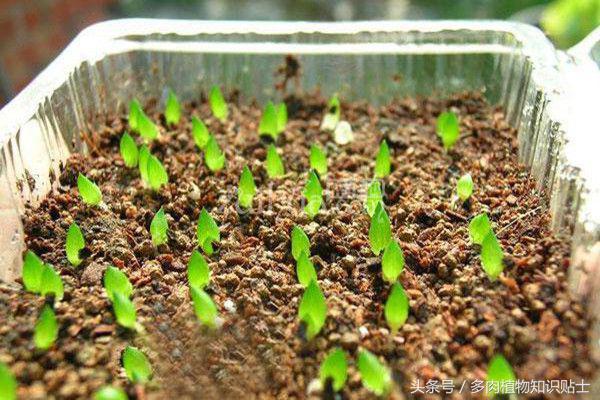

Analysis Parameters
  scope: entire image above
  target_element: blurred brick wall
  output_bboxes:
[0,0,116,105]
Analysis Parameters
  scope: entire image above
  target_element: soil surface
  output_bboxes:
[0,90,596,399]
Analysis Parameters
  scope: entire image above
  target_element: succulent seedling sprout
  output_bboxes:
[296,252,318,288]
[310,144,328,175]
[238,166,256,209]
[374,140,391,178]
[457,173,473,202]
[319,348,348,392]
[66,222,85,267]
[128,99,142,132]
[34,305,58,350]
[77,173,103,206]
[381,240,405,283]
[265,144,285,178]
[39,264,64,301]
[384,282,409,333]
[357,349,392,396]
[321,94,341,131]
[291,225,310,261]
[122,346,152,384]
[259,101,278,140]
[190,286,218,328]
[120,132,139,168]
[209,86,228,122]
[112,291,137,329]
[486,354,516,396]
[303,171,323,219]
[192,116,210,149]
[103,266,133,302]
[469,213,492,245]
[276,103,288,133]
[138,145,150,185]
[0,362,16,400]
[204,135,225,172]
[436,111,459,151]
[481,231,505,280]
[22,250,44,293]
[188,250,211,289]
[364,180,383,218]
[165,89,181,126]
[147,155,169,191]
[93,386,128,400]
[298,279,327,340]
[138,112,159,142]
[369,202,392,256]
[150,207,168,246]
[197,208,220,255]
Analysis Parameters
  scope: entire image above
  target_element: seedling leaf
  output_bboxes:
[128,99,142,132]
[374,140,391,178]
[296,252,317,288]
[384,282,409,333]
[310,144,327,175]
[486,354,516,396]
[291,225,310,261]
[209,86,228,122]
[469,213,492,245]
[34,305,58,350]
[276,103,287,133]
[197,208,220,255]
[66,222,85,267]
[319,348,348,392]
[381,240,404,283]
[259,101,279,140]
[103,266,133,302]
[165,89,181,126]
[113,292,137,329]
[265,144,285,178]
[150,207,168,246]
[238,166,256,209]
[205,135,225,172]
[190,286,218,328]
[138,145,150,185]
[457,173,473,202]
[23,250,44,293]
[357,350,392,396]
[147,155,168,191]
[188,250,210,289]
[481,231,504,280]
[192,116,210,149]
[94,386,128,400]
[138,112,159,141]
[303,171,323,219]
[298,280,327,340]
[120,132,139,168]
[39,264,64,300]
[77,173,102,206]
[369,202,392,256]
[122,346,152,384]
[364,180,383,217]
[436,111,460,151]
[321,95,340,131]
[0,362,16,400]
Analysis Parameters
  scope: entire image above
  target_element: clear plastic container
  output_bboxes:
[0,18,599,392]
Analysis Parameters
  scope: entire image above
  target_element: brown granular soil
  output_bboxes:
[0,90,596,399]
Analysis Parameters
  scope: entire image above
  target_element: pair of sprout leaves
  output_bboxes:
[103,266,139,330]
[119,133,169,191]
[469,213,505,280]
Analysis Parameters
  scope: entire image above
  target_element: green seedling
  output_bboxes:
[187,249,210,289]
[209,86,228,122]
[436,111,459,151]
[138,112,159,142]
[374,140,391,178]
[309,144,327,175]
[34,305,58,350]
[291,225,310,261]
[197,208,220,255]
[0,362,16,400]
[150,207,168,246]
[303,171,323,219]
[382,240,405,283]
[384,282,409,334]
[481,231,505,281]
[129,99,142,132]
[320,348,348,392]
[258,101,287,140]
[94,386,128,400]
[40,264,64,300]
[138,145,150,184]
[364,180,383,217]
[369,202,392,256]
[103,266,133,302]
[457,173,473,202]
[204,135,225,172]
[120,132,139,168]
[112,291,137,329]
[296,252,317,288]
[165,89,181,126]
[146,155,169,191]
[190,286,218,329]
[66,222,85,267]
[23,250,44,293]
[321,94,341,131]
[238,166,256,209]
[357,349,392,396]
[265,144,285,178]
[77,173,102,206]
[469,213,492,245]
[122,346,152,384]
[192,116,210,149]
[298,279,327,340]
[486,354,516,397]
[276,103,287,133]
